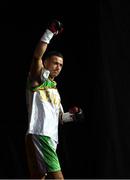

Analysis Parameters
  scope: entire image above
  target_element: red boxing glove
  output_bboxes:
[40,19,64,44]
[48,19,64,35]
[69,106,80,114]
[69,106,85,123]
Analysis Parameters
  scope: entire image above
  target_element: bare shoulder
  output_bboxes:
[28,66,44,88]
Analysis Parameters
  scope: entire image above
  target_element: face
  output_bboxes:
[44,55,63,79]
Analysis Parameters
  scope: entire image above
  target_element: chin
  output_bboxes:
[52,73,59,78]
[50,74,57,79]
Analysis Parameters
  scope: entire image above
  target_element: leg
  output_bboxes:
[39,136,64,179]
[46,170,64,179]
[25,134,47,179]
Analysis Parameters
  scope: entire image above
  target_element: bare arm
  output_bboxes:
[29,41,48,87]
[28,20,63,88]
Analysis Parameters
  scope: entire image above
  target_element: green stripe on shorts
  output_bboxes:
[39,135,61,172]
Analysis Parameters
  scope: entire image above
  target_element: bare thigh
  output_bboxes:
[46,170,64,179]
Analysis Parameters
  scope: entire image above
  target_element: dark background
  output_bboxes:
[0,0,130,179]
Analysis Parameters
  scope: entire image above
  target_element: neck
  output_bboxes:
[49,76,54,81]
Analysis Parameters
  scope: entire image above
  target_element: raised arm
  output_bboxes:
[29,20,63,87]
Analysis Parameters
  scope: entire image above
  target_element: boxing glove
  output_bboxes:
[69,106,85,122]
[40,19,63,44]
[48,19,64,35]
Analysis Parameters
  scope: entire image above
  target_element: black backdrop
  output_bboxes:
[1,0,130,179]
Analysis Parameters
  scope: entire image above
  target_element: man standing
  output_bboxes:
[25,19,83,179]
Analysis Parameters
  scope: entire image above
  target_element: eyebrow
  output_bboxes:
[54,61,63,66]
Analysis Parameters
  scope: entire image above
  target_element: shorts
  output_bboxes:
[25,134,61,178]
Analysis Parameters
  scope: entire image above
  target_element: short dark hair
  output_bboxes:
[44,50,64,60]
